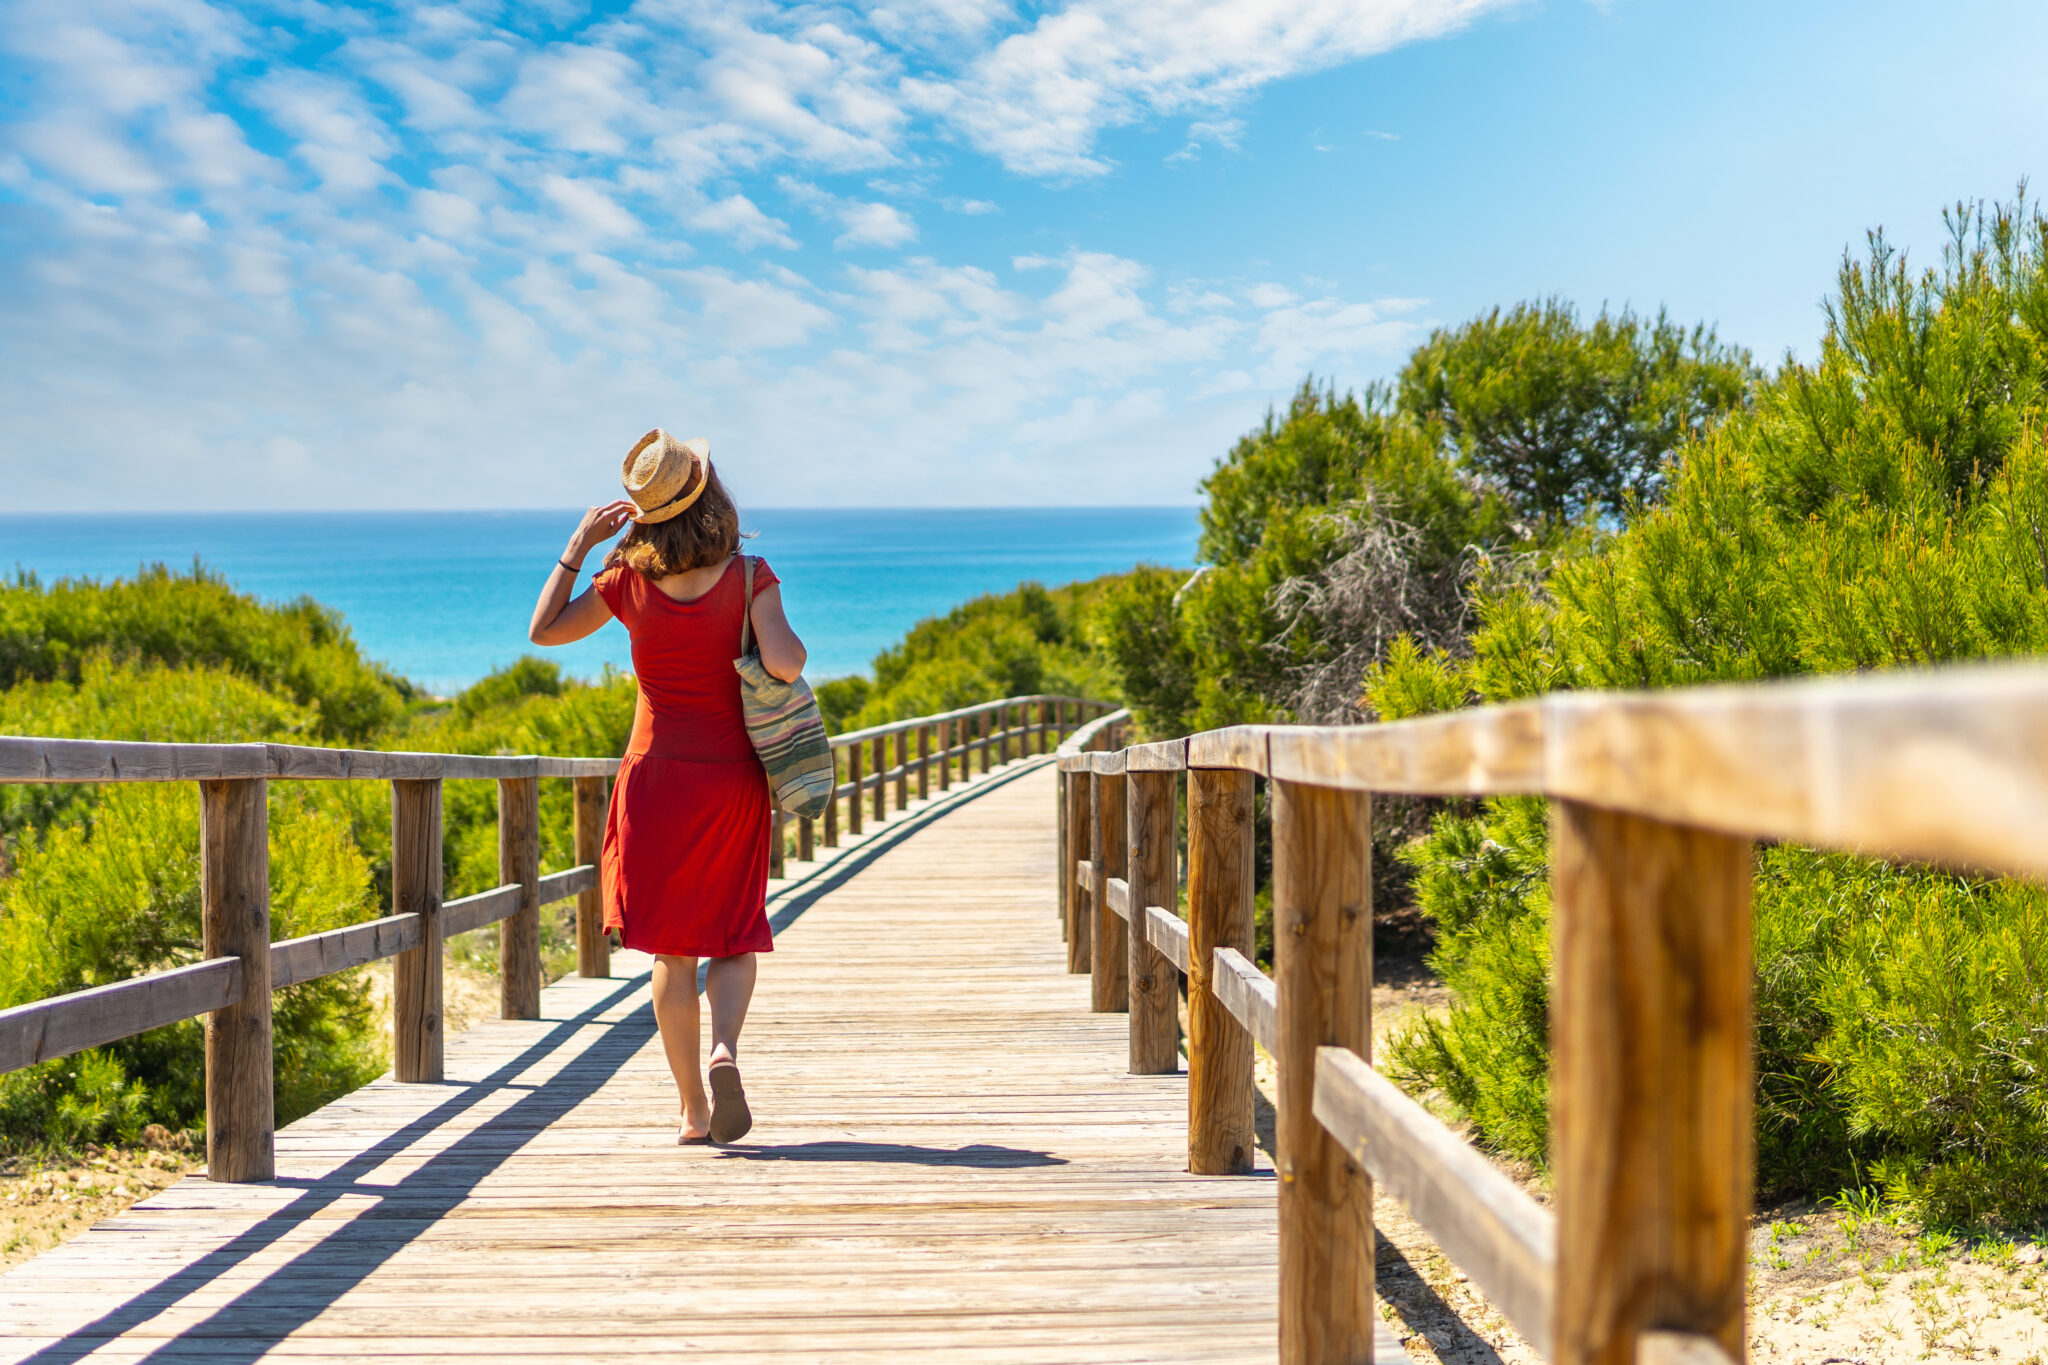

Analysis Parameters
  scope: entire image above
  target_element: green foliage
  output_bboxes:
[1398,300,1756,529]
[1380,196,2048,1226]
[0,564,410,742]
[454,655,563,719]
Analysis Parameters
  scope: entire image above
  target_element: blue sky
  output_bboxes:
[4,0,2047,513]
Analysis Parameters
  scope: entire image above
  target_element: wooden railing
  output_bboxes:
[0,693,1109,1185]
[1055,664,2048,1365]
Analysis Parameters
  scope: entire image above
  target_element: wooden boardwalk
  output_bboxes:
[0,758,1310,1363]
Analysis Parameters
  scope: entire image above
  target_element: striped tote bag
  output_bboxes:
[734,557,837,819]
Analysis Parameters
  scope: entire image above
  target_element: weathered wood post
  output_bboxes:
[201,777,272,1183]
[825,745,842,846]
[574,775,607,979]
[847,743,864,836]
[1038,700,1051,754]
[895,730,909,809]
[1125,765,1179,1073]
[392,778,445,1081]
[1188,766,1255,1174]
[1066,764,1093,974]
[916,725,930,802]
[871,736,886,823]
[979,709,993,775]
[1056,764,1070,937]
[768,804,785,877]
[1272,778,1373,1365]
[798,813,814,862]
[498,774,541,1020]
[1551,804,1753,1365]
[937,719,952,792]
[999,704,1013,765]
[1090,763,1130,1013]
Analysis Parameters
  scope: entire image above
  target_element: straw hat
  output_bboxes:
[621,429,711,523]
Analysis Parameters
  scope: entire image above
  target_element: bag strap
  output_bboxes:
[739,555,756,656]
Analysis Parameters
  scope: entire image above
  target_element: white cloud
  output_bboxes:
[689,194,800,250]
[834,200,918,249]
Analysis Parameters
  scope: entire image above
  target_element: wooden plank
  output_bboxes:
[1313,1045,1555,1357]
[391,779,444,1084]
[1187,767,1256,1175]
[0,959,242,1075]
[1551,802,1752,1365]
[534,757,622,779]
[1272,778,1373,1365]
[1212,948,1277,1058]
[440,884,523,939]
[1090,772,1128,1014]
[0,737,269,784]
[1103,877,1129,921]
[272,914,422,991]
[1125,738,1187,772]
[1125,769,1179,1074]
[498,776,541,1020]
[1084,750,1128,775]
[574,778,609,979]
[1141,906,1189,973]
[1064,769,1092,975]
[1185,726,1268,776]
[1075,861,1097,893]
[1265,703,1546,796]
[201,776,273,1183]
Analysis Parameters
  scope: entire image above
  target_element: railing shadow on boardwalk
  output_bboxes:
[19,975,654,1365]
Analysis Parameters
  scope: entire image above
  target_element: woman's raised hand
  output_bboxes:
[567,500,638,567]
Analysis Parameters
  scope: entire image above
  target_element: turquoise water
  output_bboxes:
[0,509,1201,694]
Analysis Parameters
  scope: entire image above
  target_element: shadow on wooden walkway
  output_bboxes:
[0,758,1290,1363]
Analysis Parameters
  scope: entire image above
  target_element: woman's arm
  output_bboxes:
[749,583,807,682]
[530,502,636,646]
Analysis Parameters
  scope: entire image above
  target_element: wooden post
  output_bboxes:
[998,704,1013,765]
[1066,769,1093,974]
[498,776,541,1020]
[1090,771,1129,1013]
[895,731,909,809]
[1057,768,1070,937]
[392,778,445,1082]
[1272,778,1373,1365]
[1188,767,1255,1174]
[1551,803,1753,1365]
[917,725,930,802]
[202,778,272,1183]
[768,805,785,878]
[825,746,842,845]
[871,736,887,822]
[979,710,993,775]
[798,815,814,862]
[937,719,952,792]
[574,776,607,979]
[847,743,863,835]
[1126,769,1179,1074]
[1038,700,1051,755]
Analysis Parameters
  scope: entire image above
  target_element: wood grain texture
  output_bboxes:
[201,777,273,1184]
[1104,877,1129,920]
[847,742,863,837]
[1551,801,1752,1365]
[1266,705,1546,796]
[917,725,930,802]
[273,914,422,992]
[1211,948,1277,1054]
[872,738,887,822]
[439,885,523,940]
[497,777,542,1022]
[391,779,445,1084]
[1272,778,1374,1365]
[535,866,596,906]
[1142,907,1189,973]
[0,959,242,1076]
[1125,739,1188,771]
[1065,771,1092,975]
[574,777,609,980]
[1313,1046,1554,1356]
[1186,727,1268,776]
[0,763,1362,1365]
[1187,767,1256,1176]
[1125,769,1179,1075]
[1089,772,1129,1014]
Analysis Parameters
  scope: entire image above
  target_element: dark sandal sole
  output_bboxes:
[708,1063,752,1144]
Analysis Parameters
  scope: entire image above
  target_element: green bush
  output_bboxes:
[1376,197,2048,1226]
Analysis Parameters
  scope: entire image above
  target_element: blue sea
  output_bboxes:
[0,509,1201,695]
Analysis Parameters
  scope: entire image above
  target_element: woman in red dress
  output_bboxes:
[527,430,807,1145]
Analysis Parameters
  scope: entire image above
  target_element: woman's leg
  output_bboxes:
[651,954,710,1136]
[704,952,758,1066]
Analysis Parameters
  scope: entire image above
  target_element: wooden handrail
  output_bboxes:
[1051,661,2048,1365]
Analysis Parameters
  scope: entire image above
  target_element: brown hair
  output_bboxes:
[609,460,742,577]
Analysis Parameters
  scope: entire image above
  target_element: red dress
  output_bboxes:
[594,556,776,958]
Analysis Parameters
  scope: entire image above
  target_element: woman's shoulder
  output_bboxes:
[746,554,780,589]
